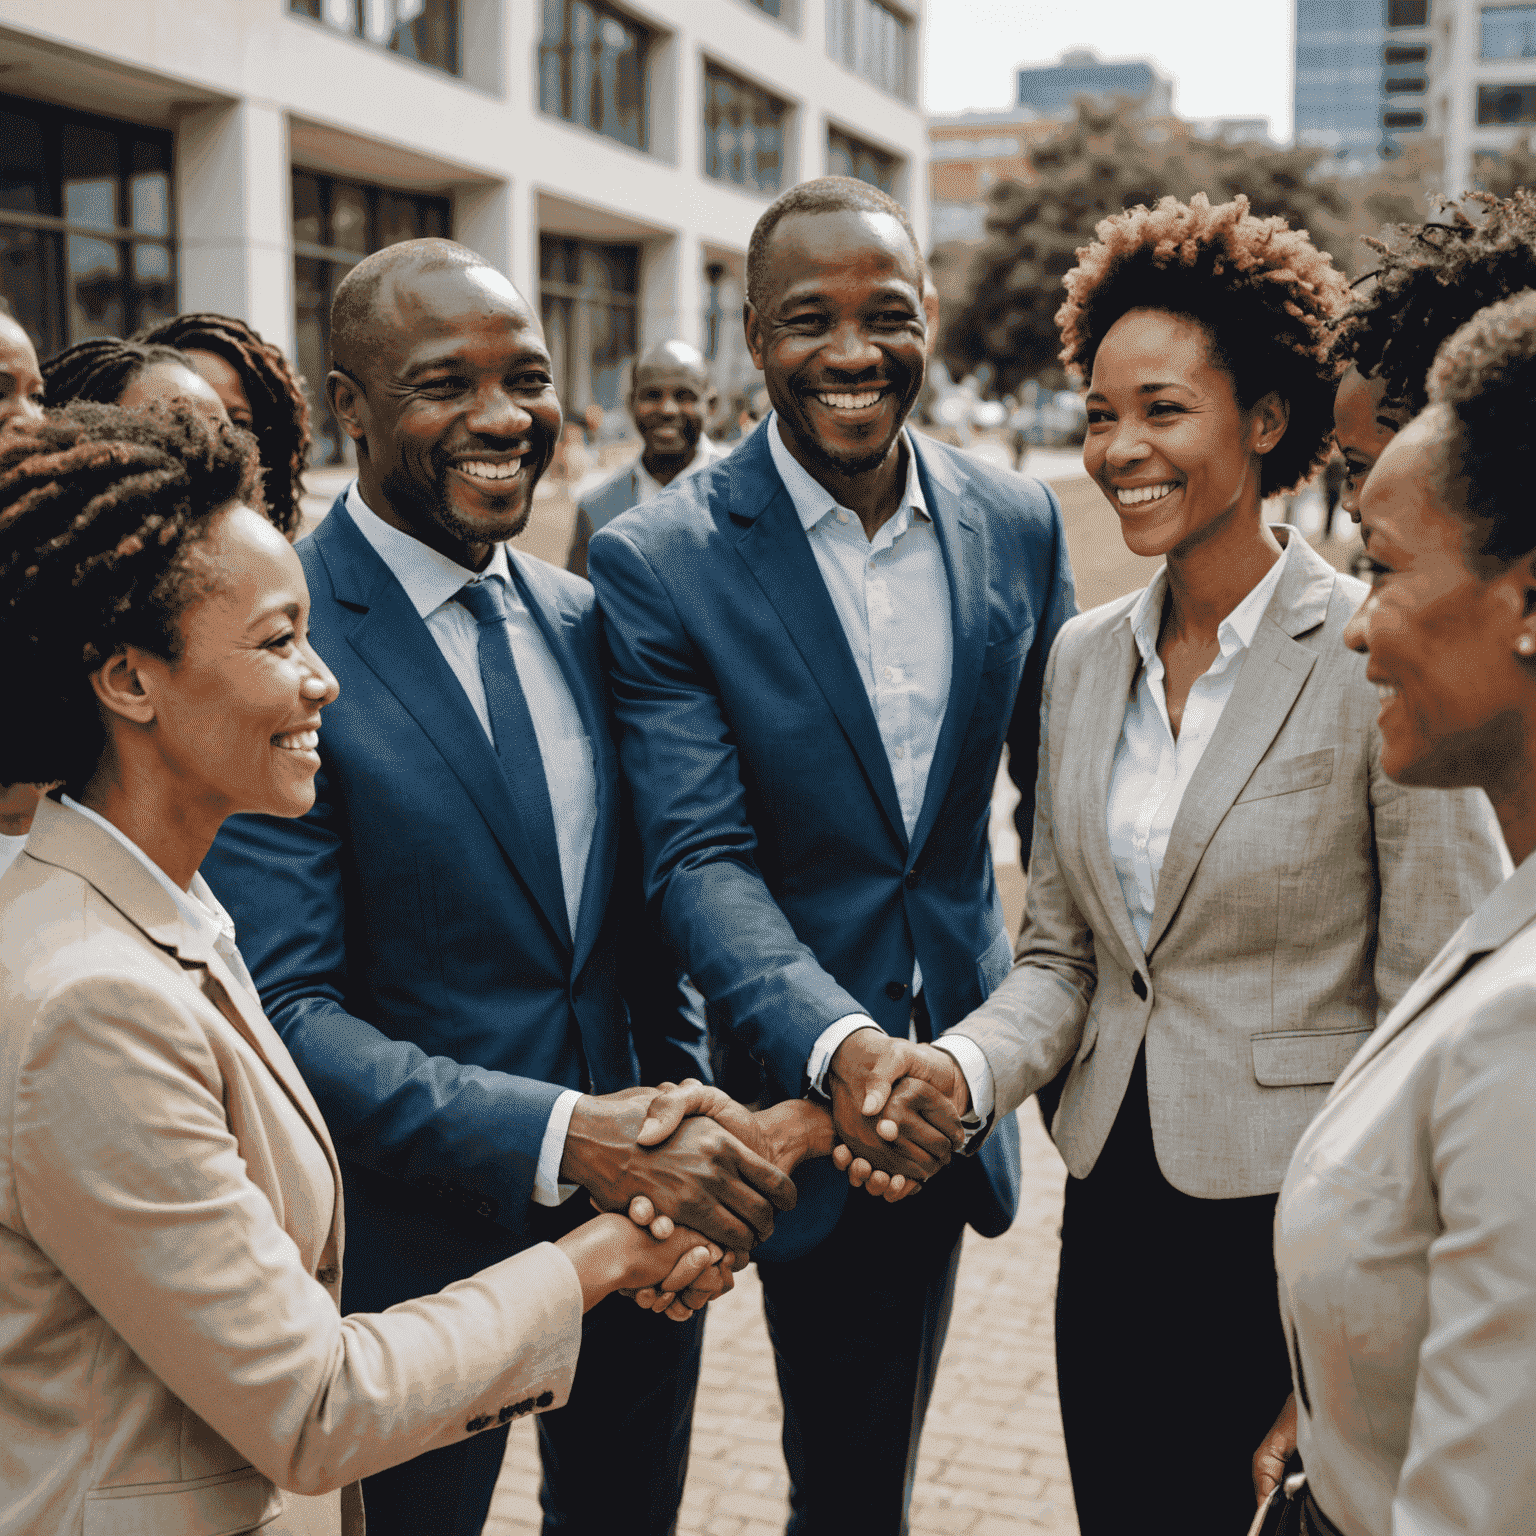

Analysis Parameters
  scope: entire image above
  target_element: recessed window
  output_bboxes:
[0,94,175,360]
[827,126,898,194]
[289,0,460,75]
[1387,0,1428,26]
[1483,4,1536,58]
[1383,110,1426,128]
[1384,44,1428,64]
[746,0,782,14]
[1385,76,1427,93]
[539,235,638,420]
[291,169,450,464]
[703,63,788,195]
[538,0,651,152]
[826,0,913,101]
[1478,82,1536,122]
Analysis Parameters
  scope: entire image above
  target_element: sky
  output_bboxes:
[923,0,1296,142]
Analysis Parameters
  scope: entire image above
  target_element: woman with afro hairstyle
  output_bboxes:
[42,334,230,432]
[0,403,731,1536]
[139,311,313,539]
[933,195,1508,1534]
[1330,189,1536,521]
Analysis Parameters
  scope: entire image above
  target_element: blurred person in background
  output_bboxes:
[0,402,728,1536]
[0,310,44,435]
[1331,189,1536,523]
[140,312,313,539]
[903,196,1508,1535]
[43,336,230,432]
[1273,289,1536,1536]
[565,339,726,578]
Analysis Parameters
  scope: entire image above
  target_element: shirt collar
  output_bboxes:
[634,436,722,502]
[345,481,512,621]
[59,793,236,951]
[1127,528,1293,666]
[764,411,929,538]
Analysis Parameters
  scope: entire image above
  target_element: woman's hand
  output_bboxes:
[1252,1391,1298,1505]
[556,1212,726,1318]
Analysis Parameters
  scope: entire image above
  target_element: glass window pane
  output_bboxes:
[289,0,323,15]
[375,190,419,248]
[294,255,341,463]
[1483,5,1536,59]
[0,226,60,358]
[419,197,450,238]
[67,234,123,343]
[329,181,370,253]
[62,122,119,230]
[130,173,170,236]
[292,171,325,246]
[130,241,176,331]
[323,0,357,29]
[0,108,51,216]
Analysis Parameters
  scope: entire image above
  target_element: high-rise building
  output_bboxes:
[0,0,927,459]
[1430,0,1536,192]
[1014,49,1173,119]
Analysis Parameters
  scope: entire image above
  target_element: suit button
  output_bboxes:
[1131,971,1148,1001]
[884,981,908,1000]
[903,870,920,890]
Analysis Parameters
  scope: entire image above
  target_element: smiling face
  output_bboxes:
[631,362,711,467]
[119,503,340,822]
[117,361,230,429]
[184,348,255,433]
[1333,365,1409,522]
[331,264,561,568]
[1083,309,1284,560]
[745,208,926,483]
[0,315,44,434]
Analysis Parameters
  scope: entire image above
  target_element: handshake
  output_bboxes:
[562,1034,972,1320]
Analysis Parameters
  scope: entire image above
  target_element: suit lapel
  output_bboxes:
[315,502,573,954]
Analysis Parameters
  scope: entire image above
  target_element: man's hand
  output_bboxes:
[1252,1391,1298,1505]
[827,1033,967,1186]
[562,1090,797,1254]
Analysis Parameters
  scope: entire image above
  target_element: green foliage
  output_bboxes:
[944,100,1351,394]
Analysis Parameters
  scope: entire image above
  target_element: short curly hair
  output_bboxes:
[1329,191,1536,419]
[0,403,262,789]
[1425,288,1536,574]
[138,313,312,538]
[1057,193,1347,496]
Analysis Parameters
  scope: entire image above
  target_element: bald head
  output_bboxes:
[634,339,711,392]
[628,338,717,483]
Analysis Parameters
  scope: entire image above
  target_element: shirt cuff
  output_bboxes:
[806,1015,883,1098]
[934,1034,994,1149]
[533,1088,584,1207]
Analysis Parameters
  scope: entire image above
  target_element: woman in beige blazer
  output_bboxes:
[0,405,764,1536]
[1272,292,1536,1535]
[918,199,1512,1534]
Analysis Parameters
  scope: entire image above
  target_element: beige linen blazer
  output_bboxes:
[947,533,1509,1197]
[0,799,583,1536]
[1276,851,1536,1536]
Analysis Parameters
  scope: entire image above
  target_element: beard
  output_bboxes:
[381,429,555,553]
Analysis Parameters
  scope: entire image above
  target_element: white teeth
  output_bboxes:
[1116,482,1177,506]
[275,730,319,751]
[456,457,525,481]
[817,391,883,410]
[1376,685,1398,703]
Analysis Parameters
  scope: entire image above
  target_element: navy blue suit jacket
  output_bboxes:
[588,424,1076,1261]
[202,496,700,1303]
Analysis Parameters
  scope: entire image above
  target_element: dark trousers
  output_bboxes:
[1054,1049,1293,1536]
[756,1174,967,1536]
[354,1189,704,1536]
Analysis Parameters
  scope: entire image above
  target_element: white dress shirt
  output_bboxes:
[1107,537,1291,947]
[346,484,593,1206]
[0,833,27,881]
[633,434,728,503]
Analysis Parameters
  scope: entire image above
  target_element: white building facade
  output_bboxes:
[1430,0,1536,192]
[0,0,926,460]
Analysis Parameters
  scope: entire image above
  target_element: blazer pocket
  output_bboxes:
[85,1465,281,1536]
[1235,747,1335,804]
[1250,1026,1371,1088]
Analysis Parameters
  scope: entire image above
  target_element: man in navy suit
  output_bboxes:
[589,180,1077,1534]
[202,240,799,1536]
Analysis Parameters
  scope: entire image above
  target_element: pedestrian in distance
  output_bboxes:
[589,175,1077,1535]
[42,335,232,431]
[895,194,1509,1535]
[1274,289,1536,1536]
[564,338,727,578]
[199,238,825,1536]
[0,402,728,1536]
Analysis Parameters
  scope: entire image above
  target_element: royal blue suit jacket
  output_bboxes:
[588,424,1077,1261]
[202,496,700,1304]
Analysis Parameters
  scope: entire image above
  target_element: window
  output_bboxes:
[1383,109,1426,127]
[288,0,460,75]
[1384,44,1429,63]
[290,169,450,463]
[1387,0,1428,25]
[827,126,898,194]
[1478,82,1536,121]
[538,0,650,152]
[746,0,782,14]
[826,0,913,101]
[539,235,638,421]
[1484,5,1536,58]
[1384,76,1427,92]
[0,95,174,361]
[703,63,788,194]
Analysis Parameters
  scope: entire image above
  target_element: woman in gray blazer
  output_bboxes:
[925,197,1510,1534]
[1272,292,1536,1536]
[0,405,790,1536]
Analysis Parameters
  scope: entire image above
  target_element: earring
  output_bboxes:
[1519,635,1535,657]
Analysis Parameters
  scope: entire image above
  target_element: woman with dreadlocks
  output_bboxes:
[1331,189,1536,521]
[0,403,732,1536]
[911,195,1509,1534]
[140,311,313,538]
[42,334,230,434]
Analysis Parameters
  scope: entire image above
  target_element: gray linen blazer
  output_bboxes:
[946,532,1509,1197]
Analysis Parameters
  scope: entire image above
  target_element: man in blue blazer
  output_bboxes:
[589,180,1077,1533]
[202,241,797,1536]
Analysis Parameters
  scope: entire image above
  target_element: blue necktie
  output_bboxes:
[457,577,569,944]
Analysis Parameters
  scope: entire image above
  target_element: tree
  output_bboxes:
[1474,134,1536,198]
[943,100,1352,395]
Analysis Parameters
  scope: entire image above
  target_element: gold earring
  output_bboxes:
[1519,635,1535,657]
